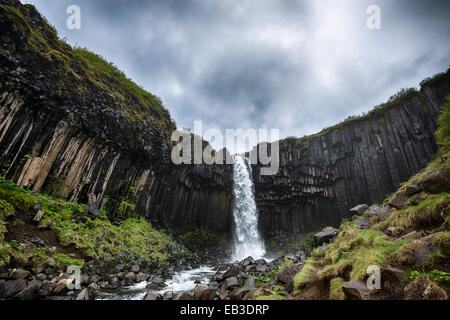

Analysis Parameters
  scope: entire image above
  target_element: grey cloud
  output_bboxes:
[22,0,450,152]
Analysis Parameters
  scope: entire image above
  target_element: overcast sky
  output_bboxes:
[22,0,450,153]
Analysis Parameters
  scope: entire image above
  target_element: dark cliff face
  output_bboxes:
[252,71,450,242]
[0,0,449,247]
[0,0,234,235]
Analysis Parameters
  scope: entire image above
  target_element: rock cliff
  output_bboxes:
[251,70,450,243]
[0,0,233,236]
[0,0,449,247]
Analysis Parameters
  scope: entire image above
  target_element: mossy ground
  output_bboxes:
[0,175,184,270]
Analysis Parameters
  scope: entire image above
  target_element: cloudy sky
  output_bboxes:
[23,0,450,153]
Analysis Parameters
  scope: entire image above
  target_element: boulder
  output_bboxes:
[357,217,370,229]
[222,265,242,279]
[3,279,27,297]
[313,228,338,246]
[14,284,39,300]
[143,290,163,300]
[175,291,194,300]
[342,280,372,300]
[33,210,45,223]
[229,288,250,300]
[389,191,409,209]
[350,204,368,215]
[400,231,423,240]
[366,206,390,221]
[37,281,56,297]
[404,276,447,300]
[194,284,217,300]
[405,183,421,196]
[163,291,174,300]
[221,277,240,291]
[418,168,450,194]
[53,279,70,295]
[124,272,136,281]
[255,264,268,273]
[131,265,140,273]
[276,262,303,285]
[9,268,30,280]
[244,277,255,289]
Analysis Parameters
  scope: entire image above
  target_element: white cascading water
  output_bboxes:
[231,154,266,261]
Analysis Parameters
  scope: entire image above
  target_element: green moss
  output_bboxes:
[179,228,227,248]
[8,193,33,211]
[436,95,450,154]
[44,176,63,198]
[405,269,450,294]
[0,199,15,241]
[329,277,346,300]
[0,175,183,267]
[293,261,316,287]
[52,252,84,268]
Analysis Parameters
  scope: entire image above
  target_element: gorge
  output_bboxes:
[0,0,449,302]
[1,0,449,249]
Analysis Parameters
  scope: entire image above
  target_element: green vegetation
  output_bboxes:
[0,3,175,136]
[436,95,450,154]
[256,258,293,288]
[179,228,227,248]
[313,223,412,281]
[406,269,450,294]
[293,261,316,287]
[0,175,183,269]
[329,277,346,300]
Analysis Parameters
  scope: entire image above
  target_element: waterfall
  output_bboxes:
[231,154,266,261]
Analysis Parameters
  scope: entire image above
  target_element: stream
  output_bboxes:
[95,266,217,300]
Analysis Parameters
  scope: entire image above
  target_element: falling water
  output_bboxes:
[231,154,266,261]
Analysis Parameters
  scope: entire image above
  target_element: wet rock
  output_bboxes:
[350,204,368,215]
[230,288,250,300]
[244,277,255,289]
[255,264,268,273]
[222,265,242,279]
[163,291,174,300]
[404,276,447,300]
[313,228,338,246]
[194,284,217,300]
[14,284,40,300]
[366,206,390,221]
[342,280,373,300]
[221,277,240,291]
[38,281,56,297]
[418,168,450,194]
[3,279,27,297]
[144,290,163,300]
[9,268,30,280]
[175,290,194,300]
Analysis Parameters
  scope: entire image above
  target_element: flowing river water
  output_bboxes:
[97,155,266,300]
